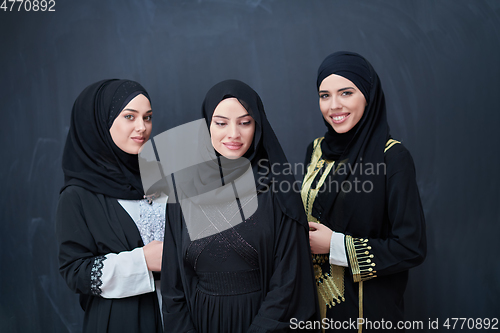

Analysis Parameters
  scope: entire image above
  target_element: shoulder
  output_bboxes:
[58,185,98,207]
[383,140,417,177]
[307,137,324,150]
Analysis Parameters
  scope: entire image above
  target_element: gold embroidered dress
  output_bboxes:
[301,137,426,333]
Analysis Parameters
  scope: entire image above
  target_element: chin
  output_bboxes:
[217,147,247,159]
[224,151,244,159]
[332,123,354,134]
[332,128,349,134]
[125,145,143,155]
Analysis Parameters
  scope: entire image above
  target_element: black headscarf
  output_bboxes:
[61,79,151,200]
[200,79,307,227]
[313,51,390,231]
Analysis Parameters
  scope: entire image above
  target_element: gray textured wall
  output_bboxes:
[1,1,499,332]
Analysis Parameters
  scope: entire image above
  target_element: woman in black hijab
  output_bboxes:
[56,79,164,333]
[302,52,426,332]
[161,79,319,333]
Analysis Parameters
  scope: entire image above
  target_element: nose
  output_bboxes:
[227,124,240,139]
[135,118,146,132]
[330,96,342,110]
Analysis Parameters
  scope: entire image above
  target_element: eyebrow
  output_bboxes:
[213,113,251,120]
[122,109,152,113]
[318,87,355,94]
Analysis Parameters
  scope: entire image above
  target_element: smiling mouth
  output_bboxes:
[330,113,350,124]
[223,142,243,150]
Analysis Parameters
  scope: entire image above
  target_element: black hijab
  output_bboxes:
[313,51,390,231]
[61,79,151,200]
[200,79,308,227]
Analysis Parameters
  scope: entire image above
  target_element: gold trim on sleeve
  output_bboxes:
[345,236,377,282]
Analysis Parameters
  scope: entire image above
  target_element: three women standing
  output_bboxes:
[56,79,164,333]
[57,52,426,333]
[302,52,426,332]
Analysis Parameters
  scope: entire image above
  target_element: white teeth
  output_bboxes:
[332,115,347,121]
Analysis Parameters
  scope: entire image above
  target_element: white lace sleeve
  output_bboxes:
[98,247,155,299]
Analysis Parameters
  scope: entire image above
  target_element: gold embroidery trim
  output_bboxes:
[384,139,401,153]
[345,236,377,282]
[301,137,345,327]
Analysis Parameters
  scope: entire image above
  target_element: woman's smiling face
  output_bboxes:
[209,97,255,159]
[319,74,367,134]
[109,94,152,154]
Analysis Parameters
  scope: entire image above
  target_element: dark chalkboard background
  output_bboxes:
[1,1,499,332]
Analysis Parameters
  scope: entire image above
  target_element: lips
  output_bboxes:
[131,136,145,143]
[223,142,243,150]
[330,113,350,124]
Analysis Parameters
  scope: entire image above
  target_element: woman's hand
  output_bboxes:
[143,240,163,272]
[308,222,333,254]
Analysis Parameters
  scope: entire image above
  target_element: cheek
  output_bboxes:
[145,123,153,137]
[209,127,223,146]
[110,120,126,143]
[245,125,255,143]
[355,100,366,118]
[319,102,329,115]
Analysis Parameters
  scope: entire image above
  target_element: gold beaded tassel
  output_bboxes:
[312,254,346,332]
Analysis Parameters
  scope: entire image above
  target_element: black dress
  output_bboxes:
[162,186,318,333]
[56,186,163,333]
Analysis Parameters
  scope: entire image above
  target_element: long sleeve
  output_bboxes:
[329,232,348,267]
[57,187,104,295]
[56,186,155,298]
[161,203,197,333]
[248,204,319,332]
[345,145,427,282]
[99,248,155,298]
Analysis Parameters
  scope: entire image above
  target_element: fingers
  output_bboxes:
[308,222,318,231]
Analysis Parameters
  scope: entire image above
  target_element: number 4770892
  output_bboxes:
[1,0,56,12]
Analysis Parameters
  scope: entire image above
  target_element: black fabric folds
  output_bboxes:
[61,79,150,200]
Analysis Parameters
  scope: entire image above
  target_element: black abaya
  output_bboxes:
[57,186,162,333]
[56,79,162,333]
[161,80,319,333]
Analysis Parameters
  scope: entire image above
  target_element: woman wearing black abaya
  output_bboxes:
[56,79,164,333]
[302,52,426,332]
[161,79,319,333]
